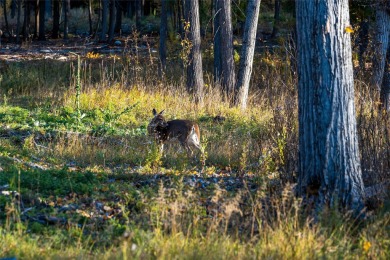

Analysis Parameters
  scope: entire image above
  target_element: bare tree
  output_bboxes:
[100,0,109,41]
[234,0,261,109]
[218,0,235,100]
[114,0,123,33]
[16,0,21,43]
[63,0,69,39]
[108,0,116,41]
[52,0,60,39]
[38,0,45,40]
[271,0,281,38]
[184,0,204,104]
[213,0,222,84]
[159,0,168,74]
[296,0,365,212]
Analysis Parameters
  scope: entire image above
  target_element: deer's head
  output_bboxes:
[147,109,168,136]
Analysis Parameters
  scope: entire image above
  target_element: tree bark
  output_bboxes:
[234,0,261,110]
[100,0,108,41]
[380,44,390,111]
[16,0,21,43]
[184,0,204,104]
[159,0,168,74]
[3,0,11,36]
[51,0,60,39]
[296,0,365,213]
[271,0,281,38]
[63,0,69,39]
[372,8,390,92]
[114,0,123,33]
[213,0,222,84]
[108,0,116,41]
[218,0,235,100]
[135,0,142,30]
[23,0,30,40]
[88,0,93,35]
[38,0,45,40]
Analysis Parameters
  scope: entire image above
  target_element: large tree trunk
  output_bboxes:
[100,0,108,41]
[218,0,235,100]
[108,0,116,41]
[296,0,364,212]
[234,0,261,110]
[159,0,168,74]
[213,0,222,84]
[63,0,69,39]
[184,0,204,104]
[38,0,45,40]
[51,0,60,39]
[372,8,390,92]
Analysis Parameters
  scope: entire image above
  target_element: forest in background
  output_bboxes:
[0,0,390,259]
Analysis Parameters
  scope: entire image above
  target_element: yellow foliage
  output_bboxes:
[86,52,100,59]
[345,26,354,33]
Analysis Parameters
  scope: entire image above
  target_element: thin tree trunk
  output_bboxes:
[100,0,108,41]
[63,0,69,39]
[23,0,31,40]
[52,0,59,39]
[114,0,123,33]
[3,0,11,35]
[218,0,235,100]
[372,8,390,91]
[108,0,116,41]
[296,0,364,213]
[271,0,281,38]
[135,0,142,30]
[380,44,390,111]
[88,0,93,35]
[184,0,204,104]
[159,0,168,75]
[38,0,45,40]
[213,0,222,84]
[34,0,39,38]
[16,0,21,43]
[234,0,261,109]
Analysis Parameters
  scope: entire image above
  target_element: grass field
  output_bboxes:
[0,34,389,259]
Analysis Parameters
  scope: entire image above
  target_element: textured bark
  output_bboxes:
[234,0,261,109]
[218,0,235,100]
[159,0,168,74]
[108,0,116,42]
[372,8,390,91]
[51,0,60,39]
[271,0,281,38]
[63,0,69,39]
[380,44,390,111]
[38,0,45,40]
[296,0,364,212]
[213,0,222,84]
[100,0,108,41]
[184,0,204,104]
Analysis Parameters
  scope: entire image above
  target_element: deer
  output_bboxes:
[147,109,202,157]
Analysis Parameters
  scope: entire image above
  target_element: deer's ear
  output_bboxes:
[159,110,165,115]
[152,109,157,116]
